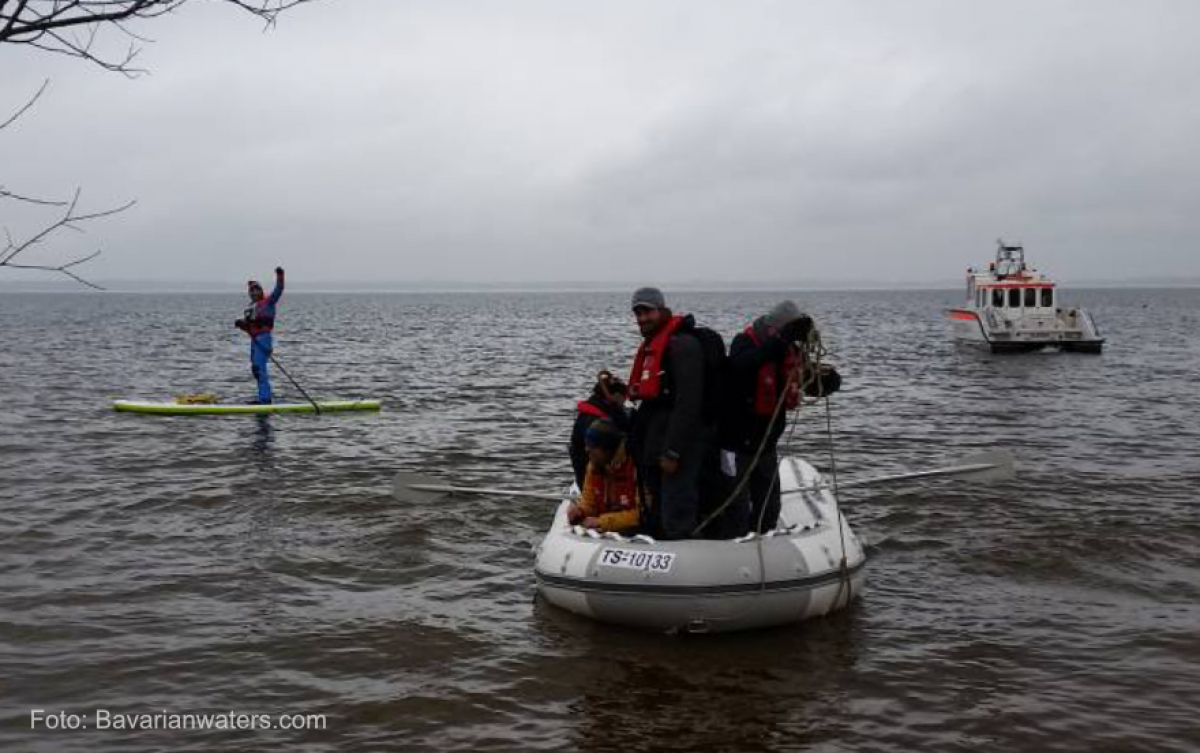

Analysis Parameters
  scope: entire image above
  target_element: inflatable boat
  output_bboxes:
[534,456,867,633]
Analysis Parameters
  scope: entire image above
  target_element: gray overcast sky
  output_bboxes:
[2,0,1198,287]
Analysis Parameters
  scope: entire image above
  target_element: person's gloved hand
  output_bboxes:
[781,315,814,344]
[275,266,284,276]
[803,365,841,397]
[234,319,247,331]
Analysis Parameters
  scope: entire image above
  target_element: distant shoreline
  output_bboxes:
[2,281,1197,294]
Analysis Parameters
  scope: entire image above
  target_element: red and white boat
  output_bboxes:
[947,241,1104,354]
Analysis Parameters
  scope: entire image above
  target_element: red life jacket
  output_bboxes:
[746,326,800,416]
[243,299,275,337]
[576,401,608,420]
[628,315,686,402]
[582,447,639,518]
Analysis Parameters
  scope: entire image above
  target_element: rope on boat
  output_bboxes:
[824,393,852,611]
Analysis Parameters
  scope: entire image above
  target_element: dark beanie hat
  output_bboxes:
[584,418,624,451]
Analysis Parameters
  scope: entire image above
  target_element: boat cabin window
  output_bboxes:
[1041,288,1053,307]
[1024,288,1037,307]
[977,289,985,308]
[1008,288,1021,308]
[993,289,1005,307]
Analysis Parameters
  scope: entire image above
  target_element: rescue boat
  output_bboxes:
[533,456,867,634]
[947,240,1104,353]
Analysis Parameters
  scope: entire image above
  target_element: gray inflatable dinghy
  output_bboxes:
[534,456,867,633]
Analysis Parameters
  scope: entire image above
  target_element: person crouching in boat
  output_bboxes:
[726,300,841,534]
[567,418,641,534]
[569,371,631,489]
[234,266,284,404]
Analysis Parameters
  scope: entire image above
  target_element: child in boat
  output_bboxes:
[568,418,641,534]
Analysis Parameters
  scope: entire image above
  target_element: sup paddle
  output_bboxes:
[248,335,321,414]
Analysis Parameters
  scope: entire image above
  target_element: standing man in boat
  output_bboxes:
[235,266,285,404]
[726,300,840,533]
[627,287,722,540]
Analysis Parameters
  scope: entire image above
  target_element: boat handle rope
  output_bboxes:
[567,522,818,546]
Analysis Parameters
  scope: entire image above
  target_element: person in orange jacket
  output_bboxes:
[567,418,641,534]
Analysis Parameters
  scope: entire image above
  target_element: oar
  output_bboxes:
[249,336,321,414]
[789,450,1015,493]
[395,451,1014,503]
[392,471,575,502]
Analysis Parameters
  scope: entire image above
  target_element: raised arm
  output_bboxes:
[269,266,285,304]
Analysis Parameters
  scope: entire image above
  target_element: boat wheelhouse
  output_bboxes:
[947,241,1104,353]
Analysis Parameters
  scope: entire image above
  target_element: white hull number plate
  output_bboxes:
[599,548,676,573]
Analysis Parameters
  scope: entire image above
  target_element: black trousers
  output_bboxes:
[638,449,702,540]
[640,447,750,540]
[738,448,782,533]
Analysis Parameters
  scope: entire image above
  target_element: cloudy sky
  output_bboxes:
[2,0,1198,287]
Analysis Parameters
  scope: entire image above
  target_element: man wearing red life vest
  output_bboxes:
[627,287,714,540]
[727,300,839,533]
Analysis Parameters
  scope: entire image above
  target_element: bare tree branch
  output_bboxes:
[1,1,313,75]
[1,188,136,288]
[3,249,107,289]
[1,1,313,288]
[1,78,118,288]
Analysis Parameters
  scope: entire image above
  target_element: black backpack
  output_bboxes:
[687,324,729,426]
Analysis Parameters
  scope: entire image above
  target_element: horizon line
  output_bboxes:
[3,279,1198,294]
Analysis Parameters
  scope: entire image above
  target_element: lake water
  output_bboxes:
[1,287,1197,752]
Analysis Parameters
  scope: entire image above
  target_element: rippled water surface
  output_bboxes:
[1,288,1198,752]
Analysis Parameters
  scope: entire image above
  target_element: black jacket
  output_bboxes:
[724,318,791,454]
[630,315,712,466]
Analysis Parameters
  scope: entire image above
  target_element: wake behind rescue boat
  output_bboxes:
[947,240,1104,353]
[534,456,867,634]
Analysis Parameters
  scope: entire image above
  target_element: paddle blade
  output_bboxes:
[949,451,1016,482]
[834,450,1017,490]
[392,471,449,503]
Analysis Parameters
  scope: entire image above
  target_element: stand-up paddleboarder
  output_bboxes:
[235,267,284,404]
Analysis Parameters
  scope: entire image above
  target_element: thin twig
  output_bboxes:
[0,77,48,130]
[4,249,106,289]
[0,187,68,206]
